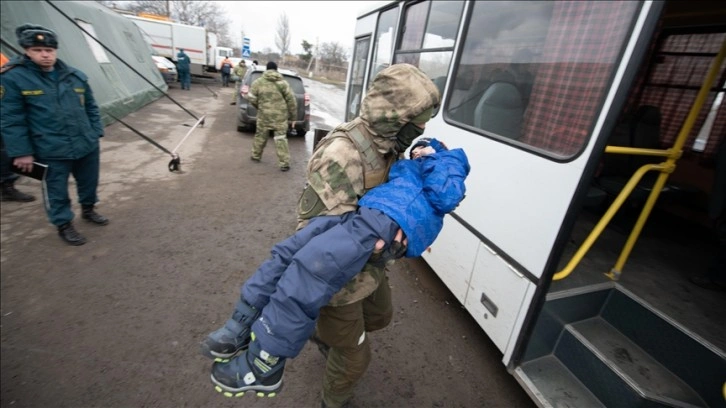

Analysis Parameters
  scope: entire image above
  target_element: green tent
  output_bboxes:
[1,0,167,125]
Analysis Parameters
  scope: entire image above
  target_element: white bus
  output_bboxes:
[347,1,725,406]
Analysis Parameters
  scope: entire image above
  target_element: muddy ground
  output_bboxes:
[0,80,534,408]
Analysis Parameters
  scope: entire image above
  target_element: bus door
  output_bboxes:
[418,0,651,363]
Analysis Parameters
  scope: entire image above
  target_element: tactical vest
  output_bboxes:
[315,119,396,190]
[298,119,396,222]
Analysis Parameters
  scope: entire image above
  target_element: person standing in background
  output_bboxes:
[1,51,35,202]
[176,48,191,90]
[1,24,109,245]
[220,56,233,87]
[231,60,247,105]
[247,61,296,172]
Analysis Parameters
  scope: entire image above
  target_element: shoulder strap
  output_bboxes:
[315,122,396,190]
[274,80,287,97]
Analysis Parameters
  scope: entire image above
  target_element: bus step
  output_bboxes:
[515,355,605,407]
[559,318,707,407]
[517,284,724,407]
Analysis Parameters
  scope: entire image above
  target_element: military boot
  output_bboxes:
[211,332,285,398]
[81,205,109,225]
[1,182,35,202]
[58,222,87,246]
[201,298,260,360]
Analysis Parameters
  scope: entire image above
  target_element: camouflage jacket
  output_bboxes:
[296,63,441,306]
[248,70,296,133]
[232,63,247,80]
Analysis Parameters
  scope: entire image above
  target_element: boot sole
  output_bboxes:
[211,374,283,398]
[82,217,109,226]
[200,342,248,362]
[61,238,87,246]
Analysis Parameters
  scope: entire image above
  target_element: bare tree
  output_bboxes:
[319,41,348,66]
[275,12,291,57]
[119,0,233,47]
[124,0,169,16]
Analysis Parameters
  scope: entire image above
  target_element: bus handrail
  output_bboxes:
[554,39,726,282]
[553,161,669,281]
[604,145,676,158]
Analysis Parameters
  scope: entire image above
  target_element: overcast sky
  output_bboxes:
[217,1,383,55]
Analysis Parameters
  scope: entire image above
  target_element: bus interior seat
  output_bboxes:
[595,105,677,203]
[473,81,524,139]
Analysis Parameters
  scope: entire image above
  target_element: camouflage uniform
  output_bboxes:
[248,69,296,169]
[296,63,440,408]
[231,62,247,103]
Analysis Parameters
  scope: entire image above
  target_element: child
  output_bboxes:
[203,138,470,397]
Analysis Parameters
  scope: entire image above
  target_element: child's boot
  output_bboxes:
[200,299,260,361]
[210,332,286,397]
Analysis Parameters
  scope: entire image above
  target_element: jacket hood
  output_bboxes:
[262,69,284,82]
[360,63,441,140]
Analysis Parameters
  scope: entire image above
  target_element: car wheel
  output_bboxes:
[237,125,245,132]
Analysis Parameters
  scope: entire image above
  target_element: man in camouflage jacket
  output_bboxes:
[230,60,247,105]
[298,63,441,407]
[247,61,296,171]
[200,63,440,406]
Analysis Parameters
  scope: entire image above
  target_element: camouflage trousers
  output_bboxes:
[251,128,290,168]
[316,276,393,408]
[232,81,241,103]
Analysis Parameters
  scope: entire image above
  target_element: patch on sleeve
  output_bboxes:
[21,90,44,96]
[0,85,4,99]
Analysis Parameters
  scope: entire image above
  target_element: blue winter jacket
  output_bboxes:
[0,55,103,160]
[359,138,470,257]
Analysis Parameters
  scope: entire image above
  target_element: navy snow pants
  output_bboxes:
[241,207,399,358]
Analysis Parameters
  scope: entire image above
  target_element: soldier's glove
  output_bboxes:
[368,240,407,269]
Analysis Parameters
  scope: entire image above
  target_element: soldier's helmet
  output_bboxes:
[360,63,440,139]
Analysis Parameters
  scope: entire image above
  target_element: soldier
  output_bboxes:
[1,24,108,245]
[247,61,296,171]
[230,60,247,105]
[204,137,468,398]
[200,63,441,407]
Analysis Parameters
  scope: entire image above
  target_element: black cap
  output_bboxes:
[16,24,58,49]
[266,61,277,70]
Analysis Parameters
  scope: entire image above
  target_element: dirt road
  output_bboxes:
[0,81,534,408]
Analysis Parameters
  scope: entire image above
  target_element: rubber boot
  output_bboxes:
[201,298,260,360]
[81,205,109,225]
[210,332,286,398]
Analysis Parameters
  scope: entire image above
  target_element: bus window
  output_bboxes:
[346,36,371,121]
[446,1,639,158]
[393,0,464,110]
[368,7,398,86]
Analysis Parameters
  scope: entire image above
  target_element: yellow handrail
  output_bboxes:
[554,39,726,281]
